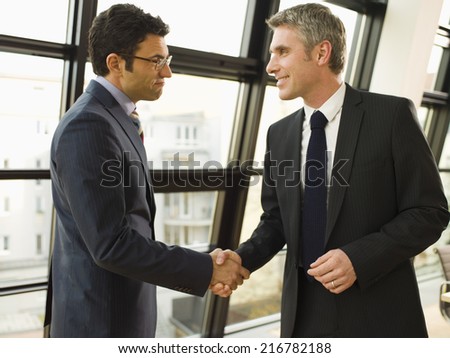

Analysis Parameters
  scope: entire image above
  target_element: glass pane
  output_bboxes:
[96,0,248,56]
[227,253,284,328]
[0,52,63,169]
[85,64,239,168]
[439,0,450,25]
[154,191,215,337]
[154,192,214,250]
[227,179,284,328]
[0,180,52,288]
[0,290,46,337]
[415,172,450,276]
[417,106,433,131]
[439,124,450,169]
[0,0,69,43]
[254,86,301,168]
[424,45,444,92]
[156,287,207,337]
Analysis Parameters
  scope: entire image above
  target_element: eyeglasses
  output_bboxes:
[119,53,172,71]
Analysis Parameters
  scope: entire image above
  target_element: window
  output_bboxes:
[1,197,10,215]
[440,0,450,25]
[0,52,63,170]
[137,74,240,168]
[96,0,249,56]
[0,291,46,338]
[36,235,43,256]
[85,66,240,169]
[0,180,51,285]
[35,197,44,214]
[440,127,450,169]
[254,86,302,167]
[155,191,215,337]
[425,45,445,92]
[417,106,434,131]
[0,236,10,253]
[417,0,450,276]
[0,0,69,43]
[227,180,285,331]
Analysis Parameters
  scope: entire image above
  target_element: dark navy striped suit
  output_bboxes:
[47,80,212,337]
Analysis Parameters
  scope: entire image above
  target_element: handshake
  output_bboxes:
[208,248,250,298]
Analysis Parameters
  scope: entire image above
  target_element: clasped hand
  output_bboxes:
[209,249,249,297]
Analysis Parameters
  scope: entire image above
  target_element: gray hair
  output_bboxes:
[267,3,346,74]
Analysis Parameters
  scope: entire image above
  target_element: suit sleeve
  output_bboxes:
[342,98,449,289]
[53,112,212,296]
[236,125,287,272]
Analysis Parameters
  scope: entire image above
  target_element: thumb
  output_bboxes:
[223,249,242,265]
[215,249,230,265]
[210,248,227,265]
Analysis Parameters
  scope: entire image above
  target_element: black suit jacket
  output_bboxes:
[47,80,212,337]
[236,84,449,337]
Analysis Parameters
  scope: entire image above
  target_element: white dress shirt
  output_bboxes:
[301,82,346,188]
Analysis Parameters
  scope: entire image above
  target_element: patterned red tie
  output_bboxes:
[130,110,144,142]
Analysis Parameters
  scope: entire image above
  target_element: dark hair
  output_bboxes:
[267,3,346,74]
[88,4,170,76]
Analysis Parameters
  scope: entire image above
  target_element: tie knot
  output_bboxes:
[130,110,139,120]
[310,110,328,129]
[129,110,144,142]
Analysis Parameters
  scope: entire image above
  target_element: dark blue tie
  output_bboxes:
[302,110,328,278]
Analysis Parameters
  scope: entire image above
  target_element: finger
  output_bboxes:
[308,251,340,278]
[239,266,250,280]
[222,284,232,295]
[209,282,224,293]
[224,250,242,264]
[217,291,232,298]
[217,289,232,298]
[309,250,333,268]
[327,275,356,294]
[307,261,333,279]
[328,282,347,294]
[212,288,231,298]
[235,273,244,287]
[212,284,232,297]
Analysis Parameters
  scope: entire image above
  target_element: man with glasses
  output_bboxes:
[46,3,248,338]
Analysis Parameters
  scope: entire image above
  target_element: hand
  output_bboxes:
[209,249,249,297]
[307,249,356,294]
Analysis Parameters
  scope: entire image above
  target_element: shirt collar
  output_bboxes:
[94,76,136,116]
[304,82,346,123]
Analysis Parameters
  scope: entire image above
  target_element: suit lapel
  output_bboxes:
[86,81,156,222]
[325,85,363,242]
[284,109,304,267]
[86,81,150,182]
[109,109,157,222]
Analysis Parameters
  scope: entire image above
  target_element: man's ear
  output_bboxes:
[106,53,123,74]
[317,40,332,66]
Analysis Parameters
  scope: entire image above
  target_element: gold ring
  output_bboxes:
[331,280,336,289]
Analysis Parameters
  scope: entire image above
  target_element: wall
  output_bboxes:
[370,0,444,106]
